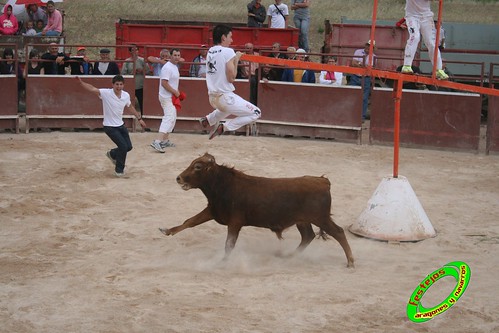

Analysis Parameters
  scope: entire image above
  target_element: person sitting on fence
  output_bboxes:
[34,19,44,33]
[93,48,120,76]
[189,45,208,78]
[319,56,343,86]
[26,4,47,26]
[22,20,36,36]
[70,46,93,75]
[38,1,62,36]
[281,48,315,83]
[41,43,70,75]
[0,4,19,36]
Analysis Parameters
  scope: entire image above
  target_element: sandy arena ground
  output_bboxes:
[1,130,498,333]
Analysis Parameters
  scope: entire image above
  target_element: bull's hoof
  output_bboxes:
[158,228,171,236]
[347,261,355,269]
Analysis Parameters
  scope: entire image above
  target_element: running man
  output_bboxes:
[150,48,182,153]
[401,0,448,80]
[200,24,262,139]
[76,75,146,177]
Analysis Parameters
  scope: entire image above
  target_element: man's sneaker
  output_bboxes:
[115,171,125,178]
[436,69,449,80]
[106,150,116,165]
[401,65,414,74]
[150,141,165,153]
[160,140,176,148]
[209,123,224,140]
[199,117,209,128]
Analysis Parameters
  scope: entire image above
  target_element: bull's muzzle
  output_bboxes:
[176,175,191,191]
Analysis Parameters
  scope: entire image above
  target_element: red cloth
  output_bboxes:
[325,71,336,81]
[172,91,186,111]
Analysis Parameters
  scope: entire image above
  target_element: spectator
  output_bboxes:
[121,44,151,114]
[433,20,446,52]
[247,0,266,28]
[267,0,288,29]
[147,49,170,76]
[319,56,343,86]
[41,42,70,75]
[290,0,311,51]
[150,48,183,153]
[348,40,376,120]
[22,20,36,36]
[266,42,286,80]
[0,4,18,36]
[400,0,448,80]
[34,19,44,33]
[70,46,93,75]
[237,42,259,105]
[286,46,296,60]
[38,1,62,36]
[0,48,16,74]
[281,48,315,83]
[93,48,120,76]
[189,45,208,78]
[23,48,44,78]
[26,4,47,26]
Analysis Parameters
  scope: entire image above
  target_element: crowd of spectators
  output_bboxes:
[0,1,61,37]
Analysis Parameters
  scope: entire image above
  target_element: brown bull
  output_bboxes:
[159,153,354,268]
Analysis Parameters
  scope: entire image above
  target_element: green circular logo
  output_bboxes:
[407,261,471,322]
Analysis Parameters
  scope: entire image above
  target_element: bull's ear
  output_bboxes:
[205,153,215,164]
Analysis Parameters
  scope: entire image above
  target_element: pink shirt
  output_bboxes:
[43,9,63,33]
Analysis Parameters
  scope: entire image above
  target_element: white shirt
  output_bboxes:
[99,88,131,127]
[267,3,289,28]
[159,61,180,99]
[206,45,236,95]
[319,71,343,86]
[405,0,433,18]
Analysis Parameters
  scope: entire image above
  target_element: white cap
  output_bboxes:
[296,48,306,53]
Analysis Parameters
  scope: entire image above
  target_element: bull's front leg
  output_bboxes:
[159,207,213,236]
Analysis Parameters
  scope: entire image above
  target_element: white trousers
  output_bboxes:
[206,92,261,131]
[404,15,442,70]
[159,96,177,134]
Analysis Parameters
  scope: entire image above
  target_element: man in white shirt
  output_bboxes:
[151,49,182,153]
[401,0,448,80]
[76,75,146,177]
[267,0,289,29]
[199,25,262,139]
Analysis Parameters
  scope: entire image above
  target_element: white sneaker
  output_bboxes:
[160,140,176,148]
[150,141,165,153]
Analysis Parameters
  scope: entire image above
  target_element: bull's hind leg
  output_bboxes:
[294,223,316,253]
[316,217,355,268]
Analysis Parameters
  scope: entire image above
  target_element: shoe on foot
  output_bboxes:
[115,171,125,178]
[199,117,209,128]
[436,69,449,80]
[160,140,176,148]
[209,123,224,140]
[150,141,165,153]
[401,65,413,74]
[106,150,116,165]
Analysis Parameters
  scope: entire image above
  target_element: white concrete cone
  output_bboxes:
[349,176,436,242]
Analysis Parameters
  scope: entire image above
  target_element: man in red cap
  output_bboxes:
[70,46,93,75]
